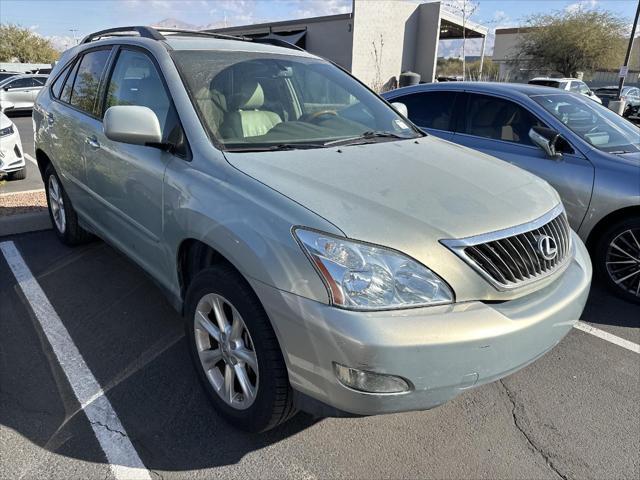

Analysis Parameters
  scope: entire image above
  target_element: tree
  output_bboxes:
[516,9,627,77]
[442,0,480,80]
[0,24,59,63]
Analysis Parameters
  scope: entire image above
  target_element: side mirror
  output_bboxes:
[2,87,9,92]
[104,106,162,146]
[529,126,563,159]
[391,102,408,117]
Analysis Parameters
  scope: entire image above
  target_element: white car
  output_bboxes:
[0,112,26,180]
[0,74,48,112]
[528,77,602,104]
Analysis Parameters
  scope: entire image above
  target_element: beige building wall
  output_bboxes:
[303,18,354,70]
[350,0,421,90]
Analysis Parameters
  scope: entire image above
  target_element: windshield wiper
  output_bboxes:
[225,142,327,152]
[323,130,411,147]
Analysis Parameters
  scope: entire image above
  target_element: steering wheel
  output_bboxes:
[305,110,338,122]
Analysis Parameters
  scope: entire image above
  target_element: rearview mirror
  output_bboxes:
[104,106,162,146]
[391,102,408,117]
[529,126,562,159]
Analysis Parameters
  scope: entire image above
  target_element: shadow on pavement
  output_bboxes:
[0,230,319,474]
[581,280,640,329]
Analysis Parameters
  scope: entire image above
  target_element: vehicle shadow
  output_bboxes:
[0,230,321,475]
[581,280,640,328]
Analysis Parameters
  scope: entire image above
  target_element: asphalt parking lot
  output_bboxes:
[0,113,43,195]
[0,229,638,480]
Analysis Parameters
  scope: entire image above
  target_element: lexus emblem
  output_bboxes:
[536,235,558,261]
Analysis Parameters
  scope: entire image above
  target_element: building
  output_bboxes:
[208,0,488,89]
[493,27,640,87]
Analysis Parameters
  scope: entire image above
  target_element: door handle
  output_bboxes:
[47,112,54,125]
[85,136,100,149]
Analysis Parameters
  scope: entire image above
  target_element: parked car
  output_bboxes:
[0,74,48,112]
[34,27,591,432]
[529,77,602,104]
[383,82,639,303]
[0,111,26,180]
[0,70,21,83]
[593,85,640,118]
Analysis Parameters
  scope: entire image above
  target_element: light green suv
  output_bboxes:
[33,27,592,432]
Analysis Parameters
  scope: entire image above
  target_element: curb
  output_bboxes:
[0,211,52,237]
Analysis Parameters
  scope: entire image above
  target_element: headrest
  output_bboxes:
[231,79,264,110]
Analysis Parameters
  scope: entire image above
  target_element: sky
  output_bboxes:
[1,0,638,54]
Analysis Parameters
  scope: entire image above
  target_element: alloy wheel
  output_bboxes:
[193,293,259,410]
[48,175,66,234]
[605,228,640,298]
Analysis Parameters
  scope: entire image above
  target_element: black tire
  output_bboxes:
[44,163,92,246]
[8,168,26,180]
[594,217,640,304]
[185,265,297,432]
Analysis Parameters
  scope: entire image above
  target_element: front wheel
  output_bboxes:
[595,217,640,304]
[185,265,297,432]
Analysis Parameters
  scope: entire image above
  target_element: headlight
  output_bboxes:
[0,124,14,137]
[294,228,454,310]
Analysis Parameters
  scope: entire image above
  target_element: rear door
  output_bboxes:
[47,48,114,214]
[387,90,459,140]
[85,46,187,279]
[451,92,594,230]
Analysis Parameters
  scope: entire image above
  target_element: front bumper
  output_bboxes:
[0,131,25,176]
[252,231,592,416]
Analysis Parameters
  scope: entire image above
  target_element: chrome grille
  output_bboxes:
[442,205,573,290]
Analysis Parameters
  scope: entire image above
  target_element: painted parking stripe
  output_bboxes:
[574,321,640,354]
[0,241,151,480]
[24,153,38,165]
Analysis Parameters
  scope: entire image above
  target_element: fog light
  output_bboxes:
[333,363,411,393]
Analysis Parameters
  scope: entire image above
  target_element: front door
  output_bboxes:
[85,47,184,280]
[452,93,594,230]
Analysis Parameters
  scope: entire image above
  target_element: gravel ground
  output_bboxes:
[0,189,47,217]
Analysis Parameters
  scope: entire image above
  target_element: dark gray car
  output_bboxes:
[383,82,640,303]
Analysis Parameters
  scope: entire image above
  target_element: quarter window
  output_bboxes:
[69,49,111,115]
[392,91,457,131]
[463,94,544,146]
[51,62,74,98]
[60,60,80,103]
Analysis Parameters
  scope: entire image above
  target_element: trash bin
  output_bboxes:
[399,71,420,88]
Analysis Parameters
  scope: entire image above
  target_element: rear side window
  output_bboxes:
[462,93,544,146]
[33,77,46,86]
[69,49,111,115]
[6,77,33,89]
[60,60,80,103]
[51,62,74,98]
[392,91,457,131]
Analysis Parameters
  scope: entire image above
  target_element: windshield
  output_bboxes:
[530,93,640,153]
[172,50,421,150]
[529,79,565,89]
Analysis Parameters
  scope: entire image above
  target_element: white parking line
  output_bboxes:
[0,241,151,480]
[24,153,38,165]
[574,321,640,354]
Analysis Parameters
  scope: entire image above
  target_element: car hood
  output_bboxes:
[0,112,12,130]
[225,136,560,251]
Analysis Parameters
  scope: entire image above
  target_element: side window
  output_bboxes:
[105,49,175,134]
[393,91,457,131]
[569,81,580,93]
[578,82,590,95]
[69,49,111,115]
[60,60,80,103]
[33,77,46,86]
[463,94,544,146]
[51,62,74,98]
[6,77,32,89]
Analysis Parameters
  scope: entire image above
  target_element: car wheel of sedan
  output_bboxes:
[8,168,26,180]
[595,217,640,304]
[44,164,92,245]
[185,265,297,432]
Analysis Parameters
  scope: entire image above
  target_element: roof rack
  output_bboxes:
[80,26,164,44]
[79,25,304,51]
